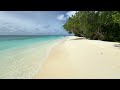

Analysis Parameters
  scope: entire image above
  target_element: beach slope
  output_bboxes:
[34,36,120,79]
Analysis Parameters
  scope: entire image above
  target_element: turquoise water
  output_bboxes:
[0,35,65,79]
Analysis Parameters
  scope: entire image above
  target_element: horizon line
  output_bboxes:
[0,35,73,36]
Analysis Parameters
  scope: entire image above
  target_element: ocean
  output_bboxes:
[0,35,65,79]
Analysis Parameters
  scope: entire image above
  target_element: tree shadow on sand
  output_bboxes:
[113,44,120,49]
[71,37,85,40]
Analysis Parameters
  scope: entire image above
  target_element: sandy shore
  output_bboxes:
[34,36,120,79]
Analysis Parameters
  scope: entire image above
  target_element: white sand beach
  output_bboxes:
[34,36,120,79]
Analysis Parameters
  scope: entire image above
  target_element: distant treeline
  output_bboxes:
[63,11,120,42]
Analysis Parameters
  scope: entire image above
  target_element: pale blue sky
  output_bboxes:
[0,11,76,35]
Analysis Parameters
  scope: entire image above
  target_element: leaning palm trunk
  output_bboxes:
[93,26,105,40]
[72,28,84,37]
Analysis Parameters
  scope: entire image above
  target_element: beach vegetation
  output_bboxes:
[63,11,120,42]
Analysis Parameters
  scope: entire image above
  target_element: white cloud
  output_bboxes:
[0,12,40,34]
[66,11,77,18]
[57,11,77,21]
[57,14,66,20]
[95,11,98,13]
[0,11,70,35]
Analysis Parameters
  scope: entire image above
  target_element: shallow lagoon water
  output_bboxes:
[0,35,65,79]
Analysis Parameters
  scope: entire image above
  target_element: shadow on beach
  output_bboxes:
[114,44,120,49]
[70,37,85,40]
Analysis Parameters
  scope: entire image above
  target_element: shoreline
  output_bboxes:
[31,36,67,79]
[34,36,120,79]
[0,36,66,79]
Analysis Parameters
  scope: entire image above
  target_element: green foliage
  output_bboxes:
[63,11,120,42]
